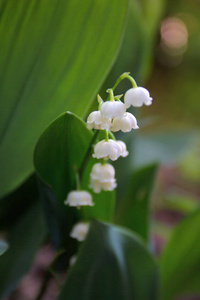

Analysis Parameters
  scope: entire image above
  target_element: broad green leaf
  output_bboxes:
[36,177,78,254]
[34,112,115,222]
[115,164,158,242]
[59,220,159,300]
[0,240,8,256]
[0,0,129,198]
[160,208,200,300]
[0,201,46,299]
[102,0,165,92]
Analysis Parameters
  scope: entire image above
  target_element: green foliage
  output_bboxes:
[0,240,8,256]
[59,220,159,300]
[0,0,129,198]
[0,201,46,299]
[102,0,165,92]
[115,164,158,242]
[160,208,200,300]
[34,112,115,223]
[0,175,38,230]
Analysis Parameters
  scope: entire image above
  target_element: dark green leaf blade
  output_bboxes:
[115,164,158,242]
[34,112,115,222]
[0,0,129,198]
[0,201,46,299]
[59,220,159,300]
[160,208,200,300]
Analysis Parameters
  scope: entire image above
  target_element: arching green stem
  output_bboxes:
[112,72,137,91]
[108,130,116,140]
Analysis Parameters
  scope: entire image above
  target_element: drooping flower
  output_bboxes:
[111,112,139,132]
[90,179,117,193]
[89,163,117,193]
[69,254,77,266]
[124,87,152,108]
[92,139,124,161]
[86,111,111,130]
[116,141,129,157]
[70,222,90,241]
[100,100,126,119]
[64,190,94,208]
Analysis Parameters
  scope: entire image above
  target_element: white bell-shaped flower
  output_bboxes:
[70,222,90,241]
[86,111,111,130]
[124,87,152,108]
[100,101,125,119]
[64,190,94,207]
[90,163,115,182]
[69,255,77,266]
[89,178,117,193]
[92,139,123,161]
[117,141,129,157]
[89,163,117,193]
[111,112,139,132]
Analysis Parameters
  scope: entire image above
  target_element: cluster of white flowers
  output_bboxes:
[64,75,152,250]
[86,85,152,195]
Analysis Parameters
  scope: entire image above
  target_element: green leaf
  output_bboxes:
[59,220,159,300]
[115,164,158,242]
[0,240,8,256]
[0,0,129,198]
[102,0,165,91]
[0,201,46,299]
[34,112,115,223]
[160,208,200,300]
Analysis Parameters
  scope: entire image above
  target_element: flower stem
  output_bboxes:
[35,249,66,300]
[111,72,137,91]
[75,168,81,190]
[104,129,109,142]
[108,130,116,140]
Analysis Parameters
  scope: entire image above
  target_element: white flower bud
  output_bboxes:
[100,101,126,119]
[92,139,123,161]
[89,163,117,193]
[64,190,94,207]
[111,112,139,132]
[70,222,90,241]
[117,141,129,157]
[124,87,153,108]
[86,111,111,130]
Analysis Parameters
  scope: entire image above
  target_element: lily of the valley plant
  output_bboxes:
[64,72,153,245]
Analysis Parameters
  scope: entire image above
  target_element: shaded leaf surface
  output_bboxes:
[34,112,114,228]
[160,208,200,300]
[59,220,159,300]
[115,164,158,242]
[0,201,46,299]
[0,0,129,198]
